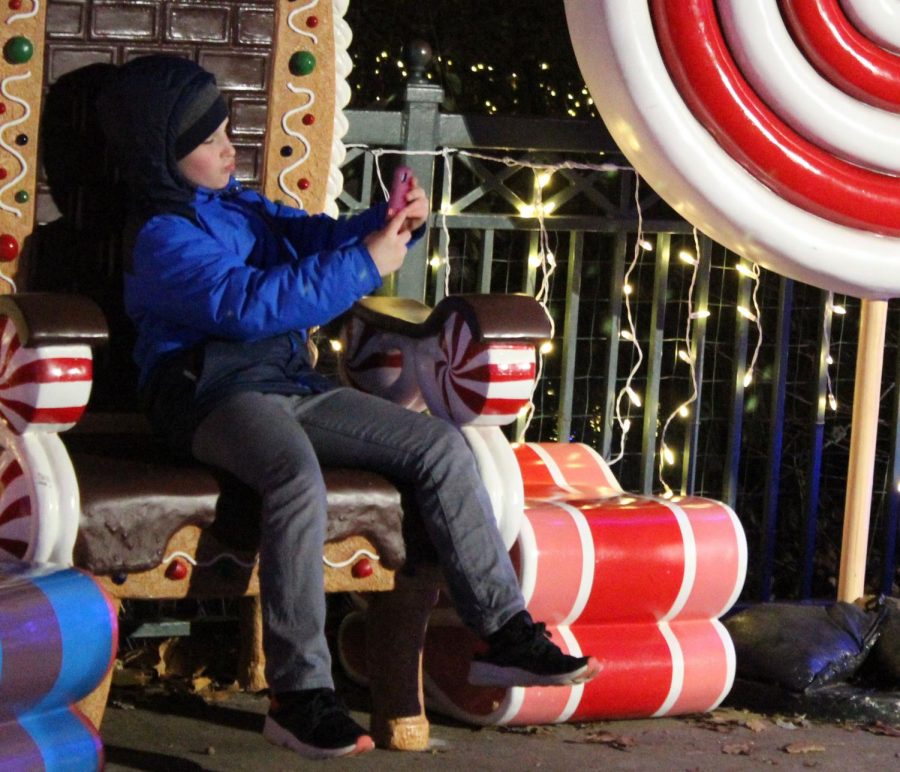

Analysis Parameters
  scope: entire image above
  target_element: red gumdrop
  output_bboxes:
[165,558,189,580]
[0,234,19,262]
[351,558,374,579]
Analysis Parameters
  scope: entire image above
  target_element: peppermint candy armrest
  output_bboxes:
[339,294,551,426]
[0,293,107,435]
[0,293,107,565]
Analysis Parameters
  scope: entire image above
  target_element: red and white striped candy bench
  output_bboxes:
[337,295,749,725]
[0,289,553,752]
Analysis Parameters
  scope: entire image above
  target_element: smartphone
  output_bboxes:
[387,165,414,220]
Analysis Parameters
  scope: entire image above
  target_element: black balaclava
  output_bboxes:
[96,55,228,223]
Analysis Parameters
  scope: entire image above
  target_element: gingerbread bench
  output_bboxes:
[0,289,551,751]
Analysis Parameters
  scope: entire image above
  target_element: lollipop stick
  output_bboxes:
[837,298,887,602]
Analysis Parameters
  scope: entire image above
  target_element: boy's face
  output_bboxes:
[177,118,236,190]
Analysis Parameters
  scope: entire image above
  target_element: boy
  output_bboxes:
[96,55,599,760]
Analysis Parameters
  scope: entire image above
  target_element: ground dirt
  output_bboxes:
[101,683,900,771]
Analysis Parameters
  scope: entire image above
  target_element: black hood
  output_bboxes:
[96,55,222,221]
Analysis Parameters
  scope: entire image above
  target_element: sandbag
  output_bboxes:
[724,601,886,693]
[859,597,900,686]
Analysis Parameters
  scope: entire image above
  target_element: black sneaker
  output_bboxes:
[469,611,601,687]
[263,688,375,760]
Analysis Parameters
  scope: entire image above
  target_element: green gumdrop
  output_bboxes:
[14,190,29,204]
[289,51,316,77]
[4,36,33,65]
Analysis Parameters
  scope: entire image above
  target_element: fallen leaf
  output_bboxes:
[722,742,753,755]
[583,731,636,750]
[865,721,900,738]
[783,742,826,754]
[744,718,769,733]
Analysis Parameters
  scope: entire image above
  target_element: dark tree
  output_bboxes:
[345,0,596,118]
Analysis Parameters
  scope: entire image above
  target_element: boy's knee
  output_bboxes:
[419,416,475,468]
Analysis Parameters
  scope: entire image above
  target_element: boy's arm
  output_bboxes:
[250,192,426,257]
[126,215,383,339]
[253,192,388,255]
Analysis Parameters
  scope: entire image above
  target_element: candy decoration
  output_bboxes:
[415,311,537,426]
[0,1,46,286]
[298,177,310,190]
[2,36,32,65]
[351,558,373,579]
[841,0,900,55]
[302,113,315,125]
[565,0,900,601]
[0,563,116,772]
[0,233,17,261]
[0,456,31,560]
[339,442,745,724]
[717,1,900,174]
[289,50,316,76]
[654,0,900,237]
[781,0,900,110]
[165,558,189,581]
[264,0,351,217]
[0,314,94,434]
[563,0,900,298]
[337,315,426,410]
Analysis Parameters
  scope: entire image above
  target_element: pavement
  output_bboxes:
[100,681,900,771]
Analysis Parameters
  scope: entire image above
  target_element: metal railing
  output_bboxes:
[336,49,900,604]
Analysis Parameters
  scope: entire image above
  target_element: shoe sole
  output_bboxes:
[468,656,602,687]
[263,716,375,760]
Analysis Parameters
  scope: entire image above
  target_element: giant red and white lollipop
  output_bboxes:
[564,0,900,600]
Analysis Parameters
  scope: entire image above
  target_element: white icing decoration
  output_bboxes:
[322,549,380,569]
[288,0,319,45]
[7,0,39,25]
[0,71,32,218]
[278,84,315,207]
[275,0,351,215]
[163,549,258,570]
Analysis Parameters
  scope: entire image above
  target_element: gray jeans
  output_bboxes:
[191,387,525,694]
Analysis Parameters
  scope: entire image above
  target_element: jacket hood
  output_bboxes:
[96,55,222,221]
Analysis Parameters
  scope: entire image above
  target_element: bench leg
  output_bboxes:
[365,571,440,751]
[75,597,121,729]
[237,594,268,693]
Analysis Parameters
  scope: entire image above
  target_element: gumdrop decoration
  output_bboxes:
[0,234,20,262]
[3,36,33,65]
[289,51,316,77]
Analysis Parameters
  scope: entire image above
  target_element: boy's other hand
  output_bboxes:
[388,177,429,233]
[365,209,413,276]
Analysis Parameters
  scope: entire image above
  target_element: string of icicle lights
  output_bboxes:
[351,145,841,493]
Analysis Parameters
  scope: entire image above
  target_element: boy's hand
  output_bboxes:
[364,209,413,276]
[388,176,429,233]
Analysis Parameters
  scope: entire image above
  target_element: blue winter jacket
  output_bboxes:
[126,178,385,388]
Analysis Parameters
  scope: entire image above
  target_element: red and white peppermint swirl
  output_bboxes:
[0,450,34,560]
[564,0,900,298]
[0,315,93,434]
[415,312,537,426]
[338,316,425,410]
